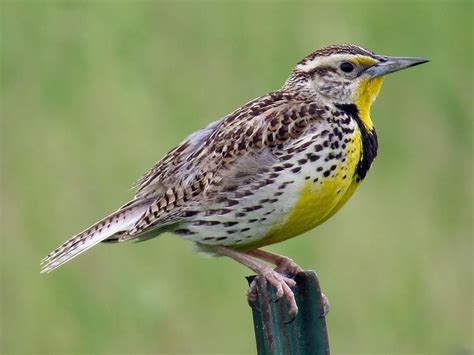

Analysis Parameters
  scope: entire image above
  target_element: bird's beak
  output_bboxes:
[363,56,429,78]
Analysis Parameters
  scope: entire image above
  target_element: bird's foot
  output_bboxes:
[321,292,330,316]
[274,256,304,276]
[245,249,329,316]
[247,268,299,317]
[214,247,307,316]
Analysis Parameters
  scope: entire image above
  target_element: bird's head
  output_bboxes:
[286,44,428,123]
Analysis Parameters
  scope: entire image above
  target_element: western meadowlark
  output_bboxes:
[41,44,427,315]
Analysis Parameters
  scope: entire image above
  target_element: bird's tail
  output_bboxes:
[40,201,151,273]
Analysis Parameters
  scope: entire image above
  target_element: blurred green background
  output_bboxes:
[1,1,472,354]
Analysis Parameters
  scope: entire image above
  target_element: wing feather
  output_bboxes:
[127,92,326,237]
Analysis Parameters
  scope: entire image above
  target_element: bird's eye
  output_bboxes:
[340,62,354,73]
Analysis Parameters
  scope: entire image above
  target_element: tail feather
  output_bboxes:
[40,202,151,273]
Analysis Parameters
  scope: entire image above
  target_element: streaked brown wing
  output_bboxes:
[126,92,325,237]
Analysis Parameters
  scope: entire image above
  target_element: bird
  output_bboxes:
[41,44,428,316]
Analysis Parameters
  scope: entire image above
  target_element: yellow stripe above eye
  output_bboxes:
[353,57,378,66]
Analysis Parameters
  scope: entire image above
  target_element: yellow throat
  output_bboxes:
[354,76,384,131]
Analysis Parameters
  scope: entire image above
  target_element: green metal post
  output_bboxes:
[247,271,330,355]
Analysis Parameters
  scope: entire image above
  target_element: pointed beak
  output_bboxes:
[363,56,429,78]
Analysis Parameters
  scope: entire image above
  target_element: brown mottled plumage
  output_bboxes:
[128,93,326,237]
[41,44,427,316]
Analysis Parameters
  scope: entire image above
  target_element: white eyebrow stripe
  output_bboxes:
[296,54,373,72]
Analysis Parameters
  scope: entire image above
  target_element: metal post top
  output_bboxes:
[247,271,330,355]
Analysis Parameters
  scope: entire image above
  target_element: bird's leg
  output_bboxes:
[247,249,330,316]
[245,249,303,276]
[215,246,299,316]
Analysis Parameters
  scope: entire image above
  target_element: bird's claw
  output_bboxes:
[246,278,259,303]
[246,268,299,316]
[321,292,330,317]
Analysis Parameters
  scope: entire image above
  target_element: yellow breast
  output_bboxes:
[258,132,363,247]
[234,75,381,250]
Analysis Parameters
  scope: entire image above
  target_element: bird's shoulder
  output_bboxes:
[133,90,327,201]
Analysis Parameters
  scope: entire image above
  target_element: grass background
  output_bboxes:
[1,1,472,354]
